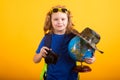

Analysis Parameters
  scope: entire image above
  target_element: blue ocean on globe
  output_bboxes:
[68,36,94,62]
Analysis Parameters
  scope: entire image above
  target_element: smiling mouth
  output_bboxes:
[57,25,63,27]
[57,26,62,27]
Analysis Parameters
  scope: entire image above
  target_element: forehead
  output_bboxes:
[51,12,68,18]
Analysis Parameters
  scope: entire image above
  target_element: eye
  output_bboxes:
[54,18,58,21]
[61,18,65,21]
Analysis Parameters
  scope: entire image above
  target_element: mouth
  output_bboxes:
[57,26,62,27]
[57,25,64,27]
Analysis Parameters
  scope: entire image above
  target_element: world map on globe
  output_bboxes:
[68,36,95,62]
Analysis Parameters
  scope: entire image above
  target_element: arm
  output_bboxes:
[33,53,43,63]
[33,46,49,63]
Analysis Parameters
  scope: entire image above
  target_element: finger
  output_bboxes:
[41,47,48,54]
[42,53,47,58]
[42,49,48,54]
[43,46,50,51]
[84,59,92,64]
[42,47,50,54]
[89,59,95,63]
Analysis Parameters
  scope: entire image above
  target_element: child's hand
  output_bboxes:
[84,56,96,64]
[33,46,50,63]
[40,46,49,58]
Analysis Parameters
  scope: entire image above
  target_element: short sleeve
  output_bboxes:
[36,37,45,54]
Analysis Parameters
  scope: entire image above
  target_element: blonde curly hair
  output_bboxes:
[43,5,74,34]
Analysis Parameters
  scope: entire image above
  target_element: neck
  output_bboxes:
[53,30,66,35]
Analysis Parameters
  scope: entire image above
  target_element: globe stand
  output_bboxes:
[73,62,91,72]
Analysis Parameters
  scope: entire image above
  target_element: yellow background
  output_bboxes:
[0,0,120,80]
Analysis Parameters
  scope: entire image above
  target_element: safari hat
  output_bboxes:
[72,27,103,53]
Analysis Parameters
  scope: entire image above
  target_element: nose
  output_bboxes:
[58,19,62,24]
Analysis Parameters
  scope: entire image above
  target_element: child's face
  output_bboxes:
[51,12,68,34]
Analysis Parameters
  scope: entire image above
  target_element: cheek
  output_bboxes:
[52,22,57,27]
[64,20,68,26]
[65,18,68,24]
[51,20,56,26]
[51,22,58,29]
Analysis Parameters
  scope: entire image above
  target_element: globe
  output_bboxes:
[68,36,94,62]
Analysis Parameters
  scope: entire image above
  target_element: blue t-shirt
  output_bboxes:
[36,33,78,80]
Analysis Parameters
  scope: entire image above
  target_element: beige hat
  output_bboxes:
[71,27,104,54]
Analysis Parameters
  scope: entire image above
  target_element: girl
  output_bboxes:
[33,5,95,80]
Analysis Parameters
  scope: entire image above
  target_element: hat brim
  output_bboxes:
[79,36,104,54]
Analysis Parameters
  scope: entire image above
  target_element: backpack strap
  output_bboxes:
[40,33,52,80]
[40,63,47,80]
[44,33,52,48]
